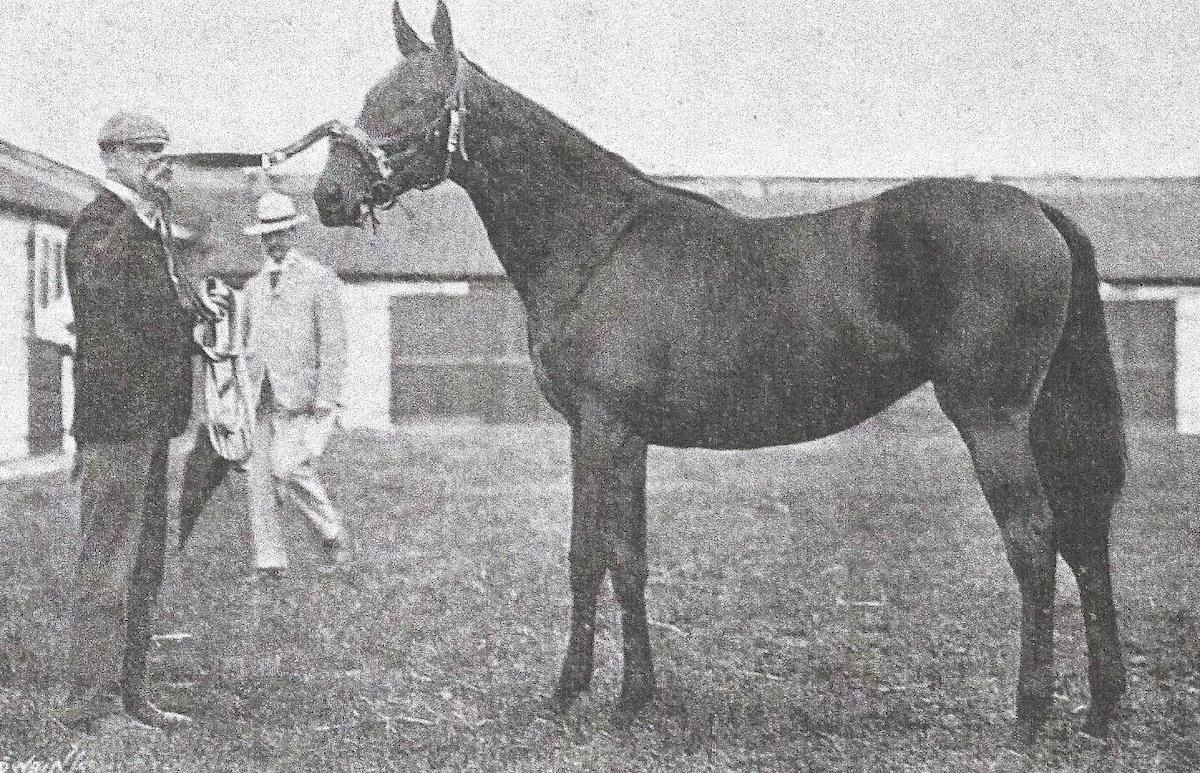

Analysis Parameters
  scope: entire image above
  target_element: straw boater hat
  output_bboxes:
[244,191,309,235]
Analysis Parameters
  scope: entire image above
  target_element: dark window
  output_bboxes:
[54,242,65,299]
[38,237,50,307]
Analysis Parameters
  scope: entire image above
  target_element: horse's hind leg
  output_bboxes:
[935,390,1058,746]
[556,401,652,715]
[1036,428,1125,736]
[1058,527,1123,736]
[1028,262,1127,737]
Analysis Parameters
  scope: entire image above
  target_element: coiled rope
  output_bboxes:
[193,279,255,462]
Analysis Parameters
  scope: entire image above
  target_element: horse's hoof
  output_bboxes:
[610,707,636,731]
[537,693,571,722]
[125,700,194,731]
[550,684,587,714]
[1081,704,1120,738]
[554,663,592,706]
[615,684,654,719]
[1007,718,1041,748]
[611,695,650,730]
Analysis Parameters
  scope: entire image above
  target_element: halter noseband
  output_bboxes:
[327,54,471,224]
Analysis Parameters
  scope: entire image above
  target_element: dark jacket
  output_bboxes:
[64,191,195,442]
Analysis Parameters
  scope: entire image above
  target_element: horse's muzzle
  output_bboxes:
[313,184,361,227]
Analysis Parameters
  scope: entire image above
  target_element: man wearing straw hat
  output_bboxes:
[239,191,351,580]
[61,110,227,732]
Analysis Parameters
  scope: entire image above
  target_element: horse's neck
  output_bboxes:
[451,73,655,316]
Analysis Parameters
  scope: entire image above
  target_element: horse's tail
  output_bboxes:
[1032,202,1127,534]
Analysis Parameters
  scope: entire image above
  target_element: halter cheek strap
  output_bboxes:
[371,52,471,194]
[443,54,471,166]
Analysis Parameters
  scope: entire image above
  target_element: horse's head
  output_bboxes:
[314,1,463,227]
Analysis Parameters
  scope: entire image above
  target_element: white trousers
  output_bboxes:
[248,400,342,570]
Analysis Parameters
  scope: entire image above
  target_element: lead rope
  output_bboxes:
[193,281,255,462]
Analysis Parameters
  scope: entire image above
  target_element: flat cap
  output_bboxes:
[97,111,171,146]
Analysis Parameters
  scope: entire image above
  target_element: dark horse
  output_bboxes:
[314,2,1126,744]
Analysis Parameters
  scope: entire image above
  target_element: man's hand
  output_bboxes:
[203,278,233,318]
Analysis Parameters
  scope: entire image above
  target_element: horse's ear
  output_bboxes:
[392,1,428,57]
[431,0,456,64]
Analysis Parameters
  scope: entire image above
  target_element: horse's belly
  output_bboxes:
[626,365,923,450]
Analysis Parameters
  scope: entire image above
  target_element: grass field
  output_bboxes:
[1,388,1198,771]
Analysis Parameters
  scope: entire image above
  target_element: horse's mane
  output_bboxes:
[467,60,723,210]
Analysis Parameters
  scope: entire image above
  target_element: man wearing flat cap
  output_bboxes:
[62,110,226,731]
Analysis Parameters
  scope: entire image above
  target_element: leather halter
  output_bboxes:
[328,54,471,223]
[162,57,471,229]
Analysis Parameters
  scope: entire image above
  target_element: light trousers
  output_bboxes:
[248,398,342,570]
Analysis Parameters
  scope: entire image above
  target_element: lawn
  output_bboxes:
[1,387,1197,771]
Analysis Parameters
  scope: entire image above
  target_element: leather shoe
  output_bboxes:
[322,536,352,568]
[125,697,194,730]
[92,712,166,735]
[245,567,286,584]
[60,687,122,729]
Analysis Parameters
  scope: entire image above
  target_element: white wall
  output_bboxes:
[338,280,469,430]
[61,354,75,455]
[30,221,73,456]
[0,212,30,461]
[1102,282,1200,434]
[339,282,394,430]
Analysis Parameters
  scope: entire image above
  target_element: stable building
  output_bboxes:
[0,140,95,461]
[4,138,1198,458]
[179,168,1200,432]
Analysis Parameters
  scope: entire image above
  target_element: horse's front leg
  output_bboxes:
[606,428,651,716]
[554,401,652,715]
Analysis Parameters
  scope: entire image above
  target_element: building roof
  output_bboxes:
[3,139,1198,283]
[666,176,1200,284]
[184,171,1200,283]
[1015,177,1200,284]
[0,139,101,224]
